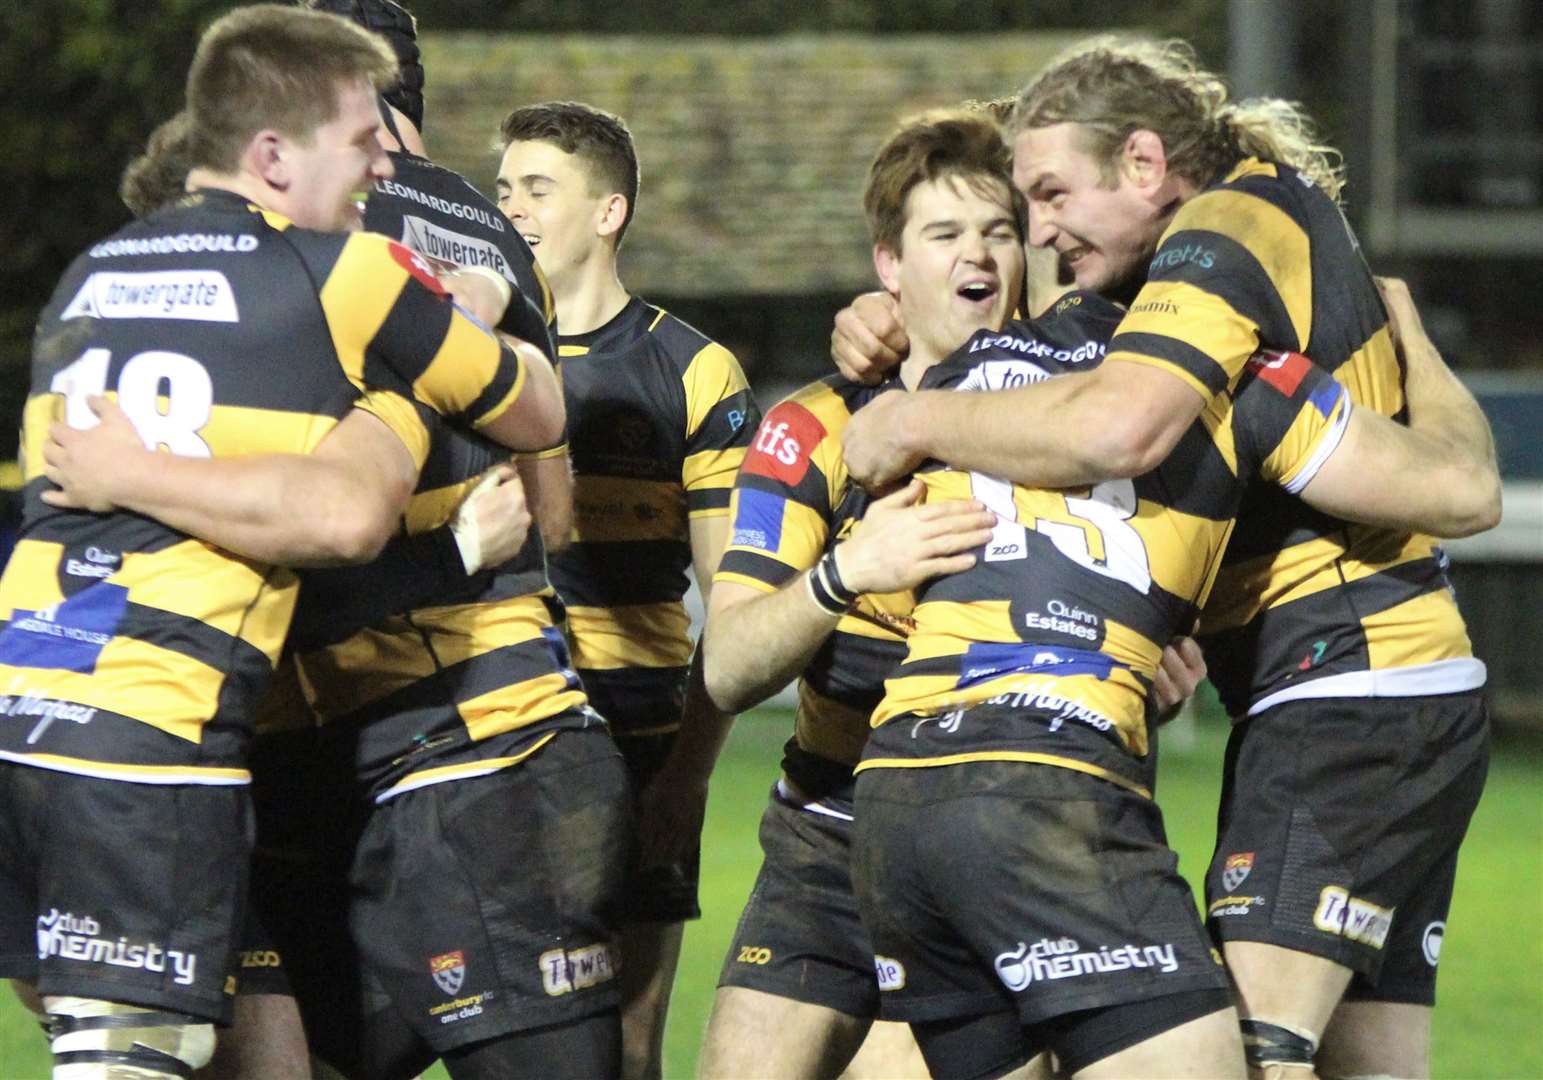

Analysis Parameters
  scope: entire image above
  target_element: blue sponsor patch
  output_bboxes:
[1308,377,1344,419]
[730,488,785,552]
[0,583,129,674]
[957,642,1117,688]
[539,625,583,691]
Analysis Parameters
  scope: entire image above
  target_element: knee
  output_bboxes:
[46,995,215,1079]
[1240,1018,1318,1078]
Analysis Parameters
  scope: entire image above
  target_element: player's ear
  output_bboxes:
[596,193,628,242]
[246,130,289,189]
[1120,129,1169,193]
[873,243,901,296]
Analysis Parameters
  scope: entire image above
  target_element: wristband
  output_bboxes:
[807,549,858,616]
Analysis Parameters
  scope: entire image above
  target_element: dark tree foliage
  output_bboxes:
[1,0,231,456]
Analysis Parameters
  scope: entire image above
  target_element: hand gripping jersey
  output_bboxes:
[714,376,910,797]
[548,298,759,735]
[368,150,556,358]
[1107,158,1481,716]
[860,294,1353,796]
[0,189,531,785]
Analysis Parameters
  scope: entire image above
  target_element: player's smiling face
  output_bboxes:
[495,139,609,282]
[874,174,1025,368]
[280,77,393,232]
[1013,122,1165,297]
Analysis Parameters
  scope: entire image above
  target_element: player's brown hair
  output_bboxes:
[185,4,398,173]
[864,108,1025,254]
[121,111,195,218]
[499,101,641,247]
[1013,36,1345,203]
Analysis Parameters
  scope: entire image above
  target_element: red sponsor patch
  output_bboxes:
[742,402,826,487]
[388,239,448,298]
[1245,349,1310,397]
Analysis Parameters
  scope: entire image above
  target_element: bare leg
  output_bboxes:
[699,986,869,1079]
[839,1019,929,1080]
[1073,1007,1245,1080]
[1318,1001,1431,1080]
[619,920,685,1080]
[1226,941,1354,1080]
[196,993,311,1080]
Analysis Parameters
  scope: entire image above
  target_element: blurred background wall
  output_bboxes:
[2,0,1539,719]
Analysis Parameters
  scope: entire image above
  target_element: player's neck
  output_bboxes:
[186,170,269,213]
[555,261,631,337]
[899,347,944,391]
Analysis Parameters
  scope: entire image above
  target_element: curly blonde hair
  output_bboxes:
[1012,36,1345,203]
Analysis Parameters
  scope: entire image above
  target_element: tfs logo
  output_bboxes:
[743,403,826,486]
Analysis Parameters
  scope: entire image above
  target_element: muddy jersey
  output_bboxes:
[548,298,758,736]
[368,151,556,359]
[0,189,532,785]
[715,375,909,797]
[860,307,1353,796]
[1107,158,1480,716]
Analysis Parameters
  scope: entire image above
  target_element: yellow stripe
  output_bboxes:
[853,751,1150,798]
[320,235,405,386]
[0,752,249,784]
[647,308,669,333]
[613,722,681,738]
[681,342,750,439]
[1334,330,1404,416]
[794,681,871,767]
[2,459,24,490]
[405,476,479,535]
[469,342,528,432]
[516,441,569,462]
[1201,530,1439,633]
[354,389,431,469]
[1,637,231,744]
[113,541,297,651]
[419,312,520,424]
[298,595,554,717]
[571,475,686,543]
[379,731,557,798]
[1169,183,1312,349]
[459,675,587,741]
[683,446,747,498]
[1116,279,1265,390]
[558,344,590,358]
[1362,588,1474,671]
[20,393,62,481]
[565,602,692,670]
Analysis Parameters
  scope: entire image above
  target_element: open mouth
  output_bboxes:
[957,280,999,305]
[520,233,540,248]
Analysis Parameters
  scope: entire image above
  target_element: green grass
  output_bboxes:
[2,705,1540,1079]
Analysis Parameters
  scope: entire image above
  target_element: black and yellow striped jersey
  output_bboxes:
[367,150,557,359]
[548,297,759,735]
[0,188,533,785]
[715,375,911,798]
[860,303,1353,796]
[1107,157,1480,716]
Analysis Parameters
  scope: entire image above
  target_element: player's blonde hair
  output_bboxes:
[121,111,194,218]
[185,4,398,173]
[1012,36,1345,203]
[864,108,1025,254]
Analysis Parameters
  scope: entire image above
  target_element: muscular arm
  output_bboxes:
[43,401,416,566]
[1299,283,1501,538]
[703,481,994,713]
[476,339,566,452]
[841,359,1205,490]
[515,452,573,554]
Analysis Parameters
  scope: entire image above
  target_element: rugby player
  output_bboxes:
[0,7,563,1079]
[831,37,1498,1080]
[495,101,760,1080]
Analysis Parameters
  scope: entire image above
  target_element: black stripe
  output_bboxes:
[688,388,760,453]
[462,342,524,426]
[416,420,504,492]
[549,539,691,607]
[688,488,732,512]
[364,273,450,388]
[717,548,799,589]
[1151,226,1299,350]
[1108,331,1231,397]
[802,629,904,712]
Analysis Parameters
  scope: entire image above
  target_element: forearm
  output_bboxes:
[704,577,840,714]
[106,452,386,566]
[903,363,1193,486]
[516,451,573,554]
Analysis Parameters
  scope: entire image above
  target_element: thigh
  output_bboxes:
[31,771,251,1022]
[614,729,700,924]
[701,986,870,1080]
[1206,694,1489,990]
[1317,999,1431,1080]
[349,728,630,1055]
[720,784,881,1018]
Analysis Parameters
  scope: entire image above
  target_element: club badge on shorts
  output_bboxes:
[430,950,466,996]
[1222,852,1255,892]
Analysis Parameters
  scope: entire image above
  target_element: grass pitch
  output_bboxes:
[1,704,1539,1079]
